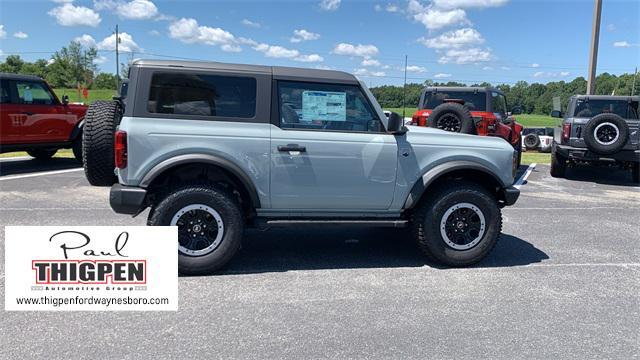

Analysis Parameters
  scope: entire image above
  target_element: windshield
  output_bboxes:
[572,99,639,119]
[421,91,486,111]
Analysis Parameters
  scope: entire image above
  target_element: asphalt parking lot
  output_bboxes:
[1,157,638,359]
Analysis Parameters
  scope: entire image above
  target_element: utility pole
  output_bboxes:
[632,67,638,96]
[115,24,120,90]
[586,0,602,95]
[402,55,408,118]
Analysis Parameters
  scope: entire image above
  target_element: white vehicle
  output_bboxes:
[522,127,553,153]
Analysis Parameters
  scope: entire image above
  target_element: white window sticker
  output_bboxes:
[22,88,33,102]
[302,91,347,122]
[4,226,178,311]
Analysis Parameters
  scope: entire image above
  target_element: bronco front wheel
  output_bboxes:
[147,184,244,275]
[412,181,501,266]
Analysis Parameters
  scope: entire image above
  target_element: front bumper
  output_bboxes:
[555,143,640,163]
[500,186,520,206]
[109,184,147,215]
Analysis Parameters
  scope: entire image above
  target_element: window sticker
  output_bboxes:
[302,91,346,122]
[23,88,33,102]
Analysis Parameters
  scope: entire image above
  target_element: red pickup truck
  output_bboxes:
[1,73,87,161]
[410,87,523,166]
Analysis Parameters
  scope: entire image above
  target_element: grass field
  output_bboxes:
[522,151,551,165]
[53,88,116,104]
[384,107,556,128]
[0,149,75,158]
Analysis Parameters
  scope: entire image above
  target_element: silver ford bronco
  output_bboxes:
[82,60,520,274]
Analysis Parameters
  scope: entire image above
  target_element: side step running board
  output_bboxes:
[263,219,409,228]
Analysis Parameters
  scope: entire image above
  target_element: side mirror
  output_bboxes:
[61,95,69,106]
[550,110,562,118]
[387,112,407,135]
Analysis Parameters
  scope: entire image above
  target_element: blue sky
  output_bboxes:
[0,0,638,86]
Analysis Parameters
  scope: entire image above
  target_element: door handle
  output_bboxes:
[278,144,306,152]
[22,112,34,116]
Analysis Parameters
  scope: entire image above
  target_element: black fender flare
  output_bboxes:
[139,154,261,209]
[403,160,506,209]
[69,119,84,141]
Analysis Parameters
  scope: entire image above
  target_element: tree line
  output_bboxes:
[370,73,638,115]
[0,41,129,90]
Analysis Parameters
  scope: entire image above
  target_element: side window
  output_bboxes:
[147,72,257,119]
[0,80,11,104]
[16,81,54,105]
[277,81,383,132]
[491,92,507,115]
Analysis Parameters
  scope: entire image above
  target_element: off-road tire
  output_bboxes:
[72,136,83,164]
[147,183,244,275]
[82,100,121,186]
[427,102,476,134]
[411,181,501,267]
[27,149,57,160]
[583,113,629,155]
[524,134,540,150]
[550,148,567,178]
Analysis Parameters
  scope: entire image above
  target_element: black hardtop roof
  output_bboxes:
[423,86,502,94]
[569,94,640,101]
[131,59,358,83]
[0,72,44,81]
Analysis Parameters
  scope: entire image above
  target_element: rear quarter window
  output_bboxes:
[421,91,486,111]
[147,72,257,119]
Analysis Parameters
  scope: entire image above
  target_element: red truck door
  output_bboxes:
[15,79,74,143]
[0,79,24,145]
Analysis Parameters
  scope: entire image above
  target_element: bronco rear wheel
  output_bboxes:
[550,147,567,178]
[412,181,501,267]
[583,113,629,155]
[82,100,121,186]
[427,102,476,134]
[147,184,244,275]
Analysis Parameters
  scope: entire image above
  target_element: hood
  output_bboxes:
[405,124,513,151]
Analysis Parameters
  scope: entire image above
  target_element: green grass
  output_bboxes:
[0,149,74,158]
[522,151,551,165]
[52,88,116,105]
[383,107,557,128]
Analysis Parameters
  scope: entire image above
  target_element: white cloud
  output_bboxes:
[531,63,540,68]
[13,31,28,39]
[406,65,427,73]
[559,71,570,77]
[290,29,320,43]
[500,66,511,70]
[354,68,386,77]
[482,66,493,70]
[606,23,616,32]
[254,43,299,58]
[418,28,484,49]
[438,47,493,64]
[294,54,324,62]
[361,58,381,67]
[149,30,160,36]
[0,25,5,39]
[533,71,570,78]
[315,65,335,70]
[433,0,508,10]
[613,41,634,48]
[52,0,73,3]
[169,18,237,51]
[94,0,159,20]
[532,71,544,77]
[241,19,261,28]
[94,55,108,64]
[332,43,379,58]
[98,32,140,52]
[74,34,97,48]
[434,73,452,78]
[408,0,468,30]
[319,0,341,11]
[221,44,242,52]
[48,3,101,27]
[385,4,399,12]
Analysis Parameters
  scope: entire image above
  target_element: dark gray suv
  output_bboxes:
[551,95,640,182]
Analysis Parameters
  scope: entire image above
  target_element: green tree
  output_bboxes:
[93,72,118,89]
[0,55,25,73]
[46,41,98,88]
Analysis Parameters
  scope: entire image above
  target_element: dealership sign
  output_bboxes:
[5,226,178,311]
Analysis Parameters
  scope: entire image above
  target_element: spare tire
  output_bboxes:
[82,100,122,186]
[583,113,629,155]
[524,133,540,150]
[427,102,476,134]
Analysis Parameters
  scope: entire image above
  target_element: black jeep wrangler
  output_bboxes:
[550,95,640,182]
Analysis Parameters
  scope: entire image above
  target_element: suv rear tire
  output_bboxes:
[82,100,122,186]
[147,184,244,275]
[427,103,476,134]
[411,181,501,267]
[27,149,57,160]
[550,148,567,178]
[583,114,629,155]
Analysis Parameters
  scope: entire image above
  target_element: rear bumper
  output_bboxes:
[555,143,640,163]
[500,186,520,206]
[109,184,147,215]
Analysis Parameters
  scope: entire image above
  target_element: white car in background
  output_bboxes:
[522,127,554,153]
